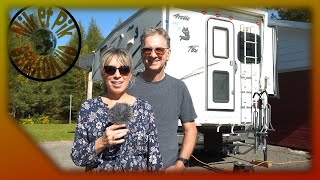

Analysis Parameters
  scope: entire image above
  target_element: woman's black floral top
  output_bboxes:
[71,96,163,172]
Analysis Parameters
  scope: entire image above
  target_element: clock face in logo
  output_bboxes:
[8,6,81,81]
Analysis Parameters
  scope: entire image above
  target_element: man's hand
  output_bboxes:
[164,161,186,172]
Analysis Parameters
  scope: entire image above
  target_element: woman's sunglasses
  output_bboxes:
[104,66,130,75]
[141,47,169,57]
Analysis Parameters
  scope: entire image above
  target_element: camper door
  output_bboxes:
[206,18,235,110]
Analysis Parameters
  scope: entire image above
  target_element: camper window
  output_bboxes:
[238,32,261,63]
[212,71,229,103]
[213,27,229,59]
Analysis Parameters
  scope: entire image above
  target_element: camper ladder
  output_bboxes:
[239,25,275,161]
[240,25,259,124]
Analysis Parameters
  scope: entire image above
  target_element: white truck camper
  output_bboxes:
[90,7,279,160]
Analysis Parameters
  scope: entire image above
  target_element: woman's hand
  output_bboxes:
[95,124,129,154]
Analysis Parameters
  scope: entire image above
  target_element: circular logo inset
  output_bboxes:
[8,6,81,81]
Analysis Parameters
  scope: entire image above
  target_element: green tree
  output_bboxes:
[61,21,89,121]
[271,8,311,22]
[79,17,105,99]
[8,72,64,120]
[86,17,104,53]
[57,66,87,122]
[8,13,32,119]
[68,21,86,54]
[8,64,22,118]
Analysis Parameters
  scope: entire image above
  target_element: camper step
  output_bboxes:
[244,55,257,59]
[245,40,258,44]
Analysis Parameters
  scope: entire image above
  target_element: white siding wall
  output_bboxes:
[276,26,311,72]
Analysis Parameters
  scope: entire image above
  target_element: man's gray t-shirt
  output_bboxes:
[127,73,197,168]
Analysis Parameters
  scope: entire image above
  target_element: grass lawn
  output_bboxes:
[21,124,76,142]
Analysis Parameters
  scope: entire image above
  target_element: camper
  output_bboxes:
[90,7,279,160]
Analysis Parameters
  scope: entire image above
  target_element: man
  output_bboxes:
[127,27,198,171]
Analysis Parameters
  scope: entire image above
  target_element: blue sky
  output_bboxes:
[68,8,138,38]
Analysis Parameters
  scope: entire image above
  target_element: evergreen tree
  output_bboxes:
[68,21,86,54]
[270,8,311,22]
[86,17,104,53]
[9,72,64,120]
[57,66,87,122]
[8,13,32,119]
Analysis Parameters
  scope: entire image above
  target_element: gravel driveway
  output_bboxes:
[39,141,311,173]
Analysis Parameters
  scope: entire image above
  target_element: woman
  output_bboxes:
[71,48,163,172]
